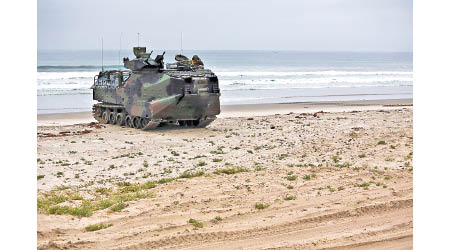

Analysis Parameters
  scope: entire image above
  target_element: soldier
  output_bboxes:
[191,55,204,67]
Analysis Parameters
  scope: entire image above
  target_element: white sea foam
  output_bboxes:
[36,70,413,96]
[215,71,412,77]
[37,71,98,80]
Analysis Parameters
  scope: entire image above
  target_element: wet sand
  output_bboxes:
[37,99,413,249]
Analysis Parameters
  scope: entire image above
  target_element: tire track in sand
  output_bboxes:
[108,198,412,250]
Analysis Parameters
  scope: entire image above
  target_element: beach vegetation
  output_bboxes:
[179,170,204,179]
[284,195,296,200]
[278,154,289,160]
[287,185,294,189]
[286,175,297,181]
[210,146,226,154]
[85,223,112,232]
[332,155,341,163]
[335,162,351,168]
[357,182,371,190]
[38,182,156,217]
[407,152,413,160]
[377,140,387,145]
[48,203,93,217]
[255,202,270,209]
[214,167,248,175]
[255,166,266,171]
[110,202,127,212]
[157,178,174,184]
[188,218,203,228]
[37,175,45,180]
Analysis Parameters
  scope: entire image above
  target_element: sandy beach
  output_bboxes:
[37,99,413,249]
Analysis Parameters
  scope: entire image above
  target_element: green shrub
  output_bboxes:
[85,223,112,232]
[255,202,270,209]
[110,202,127,212]
[188,218,203,228]
[214,167,248,175]
[179,171,204,179]
[286,175,297,181]
[283,195,296,200]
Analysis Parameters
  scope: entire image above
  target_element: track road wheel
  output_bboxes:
[116,113,126,126]
[125,115,133,128]
[140,118,149,129]
[109,112,116,124]
[101,111,110,124]
[132,117,142,129]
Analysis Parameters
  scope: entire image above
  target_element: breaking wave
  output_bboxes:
[36,70,412,96]
[38,65,123,72]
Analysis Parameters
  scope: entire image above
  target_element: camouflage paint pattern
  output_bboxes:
[91,47,220,123]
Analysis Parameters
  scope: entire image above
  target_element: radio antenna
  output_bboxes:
[180,32,183,54]
[118,32,122,70]
[101,36,104,72]
[137,32,140,47]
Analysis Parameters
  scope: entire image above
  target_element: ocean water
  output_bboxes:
[37,50,412,114]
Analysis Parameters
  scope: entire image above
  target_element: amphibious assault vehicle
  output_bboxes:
[91,47,220,130]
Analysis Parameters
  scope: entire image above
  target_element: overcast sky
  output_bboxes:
[38,0,412,52]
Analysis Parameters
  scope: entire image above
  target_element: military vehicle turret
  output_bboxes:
[91,47,220,130]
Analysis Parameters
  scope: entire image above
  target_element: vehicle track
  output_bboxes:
[48,199,411,250]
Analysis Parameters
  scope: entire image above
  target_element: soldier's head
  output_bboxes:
[192,55,199,60]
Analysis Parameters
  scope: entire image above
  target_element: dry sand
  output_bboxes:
[37,99,413,249]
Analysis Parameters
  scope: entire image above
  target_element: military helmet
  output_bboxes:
[192,55,200,60]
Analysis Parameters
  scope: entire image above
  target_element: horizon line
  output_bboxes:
[37,48,413,53]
